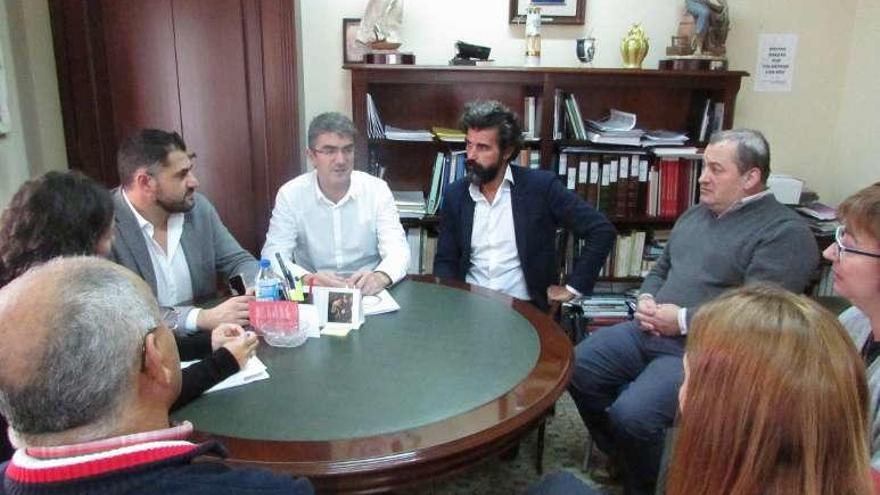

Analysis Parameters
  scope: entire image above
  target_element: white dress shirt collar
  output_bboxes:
[313,173,359,208]
[718,188,772,218]
[468,164,515,205]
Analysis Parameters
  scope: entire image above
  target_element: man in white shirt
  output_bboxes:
[433,100,616,310]
[110,129,258,333]
[261,112,409,296]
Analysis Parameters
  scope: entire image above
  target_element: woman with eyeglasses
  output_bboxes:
[823,182,880,465]
[0,171,257,461]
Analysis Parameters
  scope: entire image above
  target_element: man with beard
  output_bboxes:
[262,112,409,296]
[111,129,258,333]
[433,100,615,310]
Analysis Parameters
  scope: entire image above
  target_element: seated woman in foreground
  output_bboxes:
[0,171,257,461]
[822,182,880,465]
[531,283,874,495]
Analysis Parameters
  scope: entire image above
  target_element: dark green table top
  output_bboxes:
[173,279,540,442]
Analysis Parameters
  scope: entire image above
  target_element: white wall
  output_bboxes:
[299,0,877,205]
[1,1,874,207]
[831,0,880,203]
[0,0,66,208]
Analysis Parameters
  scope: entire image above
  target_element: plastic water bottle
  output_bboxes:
[255,259,282,301]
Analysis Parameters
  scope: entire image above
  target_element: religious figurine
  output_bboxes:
[685,0,729,56]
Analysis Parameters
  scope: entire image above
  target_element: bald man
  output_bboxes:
[0,257,312,495]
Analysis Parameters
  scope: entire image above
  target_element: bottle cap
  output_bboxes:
[260,259,271,268]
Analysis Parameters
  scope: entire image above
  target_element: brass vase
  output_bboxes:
[621,24,649,69]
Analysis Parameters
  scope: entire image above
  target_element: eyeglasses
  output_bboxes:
[311,145,355,158]
[833,225,880,262]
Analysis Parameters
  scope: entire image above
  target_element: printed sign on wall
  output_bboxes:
[755,34,798,92]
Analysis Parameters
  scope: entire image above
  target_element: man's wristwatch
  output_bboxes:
[161,308,180,332]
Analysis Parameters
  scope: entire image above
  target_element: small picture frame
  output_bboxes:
[328,291,355,324]
[509,0,586,25]
[313,286,363,335]
[343,18,368,64]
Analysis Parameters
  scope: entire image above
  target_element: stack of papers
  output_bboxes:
[384,125,433,141]
[585,109,644,146]
[651,146,700,157]
[181,356,270,393]
[392,190,427,218]
[432,127,465,142]
[572,293,635,318]
[795,201,838,235]
[586,109,638,132]
[796,201,837,221]
[642,130,689,147]
[366,94,385,139]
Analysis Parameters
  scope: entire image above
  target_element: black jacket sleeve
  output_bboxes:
[174,332,213,361]
[433,186,464,281]
[546,177,616,295]
[172,348,240,411]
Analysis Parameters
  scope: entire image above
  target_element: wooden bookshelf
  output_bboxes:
[347,65,749,273]
[348,65,747,174]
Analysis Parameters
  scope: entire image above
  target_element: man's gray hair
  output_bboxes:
[308,112,356,148]
[0,257,160,441]
[708,128,771,184]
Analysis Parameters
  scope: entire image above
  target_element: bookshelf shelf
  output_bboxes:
[348,65,748,276]
[400,215,441,229]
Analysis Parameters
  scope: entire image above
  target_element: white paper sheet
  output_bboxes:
[362,289,400,316]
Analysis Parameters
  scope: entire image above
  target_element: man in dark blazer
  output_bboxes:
[110,129,259,333]
[434,100,615,310]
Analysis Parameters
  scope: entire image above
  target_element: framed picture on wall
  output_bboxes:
[342,18,368,64]
[509,0,586,25]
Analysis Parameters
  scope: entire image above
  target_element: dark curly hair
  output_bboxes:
[0,171,114,288]
[459,100,523,163]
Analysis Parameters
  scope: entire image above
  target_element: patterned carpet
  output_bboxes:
[404,392,618,495]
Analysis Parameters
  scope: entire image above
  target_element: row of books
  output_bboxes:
[404,228,438,275]
[420,148,543,216]
[558,149,703,219]
[554,95,691,148]
[560,227,670,282]
[426,151,467,214]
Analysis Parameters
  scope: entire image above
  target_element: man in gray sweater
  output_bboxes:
[569,129,819,495]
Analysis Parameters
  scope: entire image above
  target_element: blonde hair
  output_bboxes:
[665,283,872,495]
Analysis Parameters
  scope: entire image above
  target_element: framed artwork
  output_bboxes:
[509,0,586,25]
[342,18,368,64]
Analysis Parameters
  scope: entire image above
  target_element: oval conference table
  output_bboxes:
[172,276,573,493]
